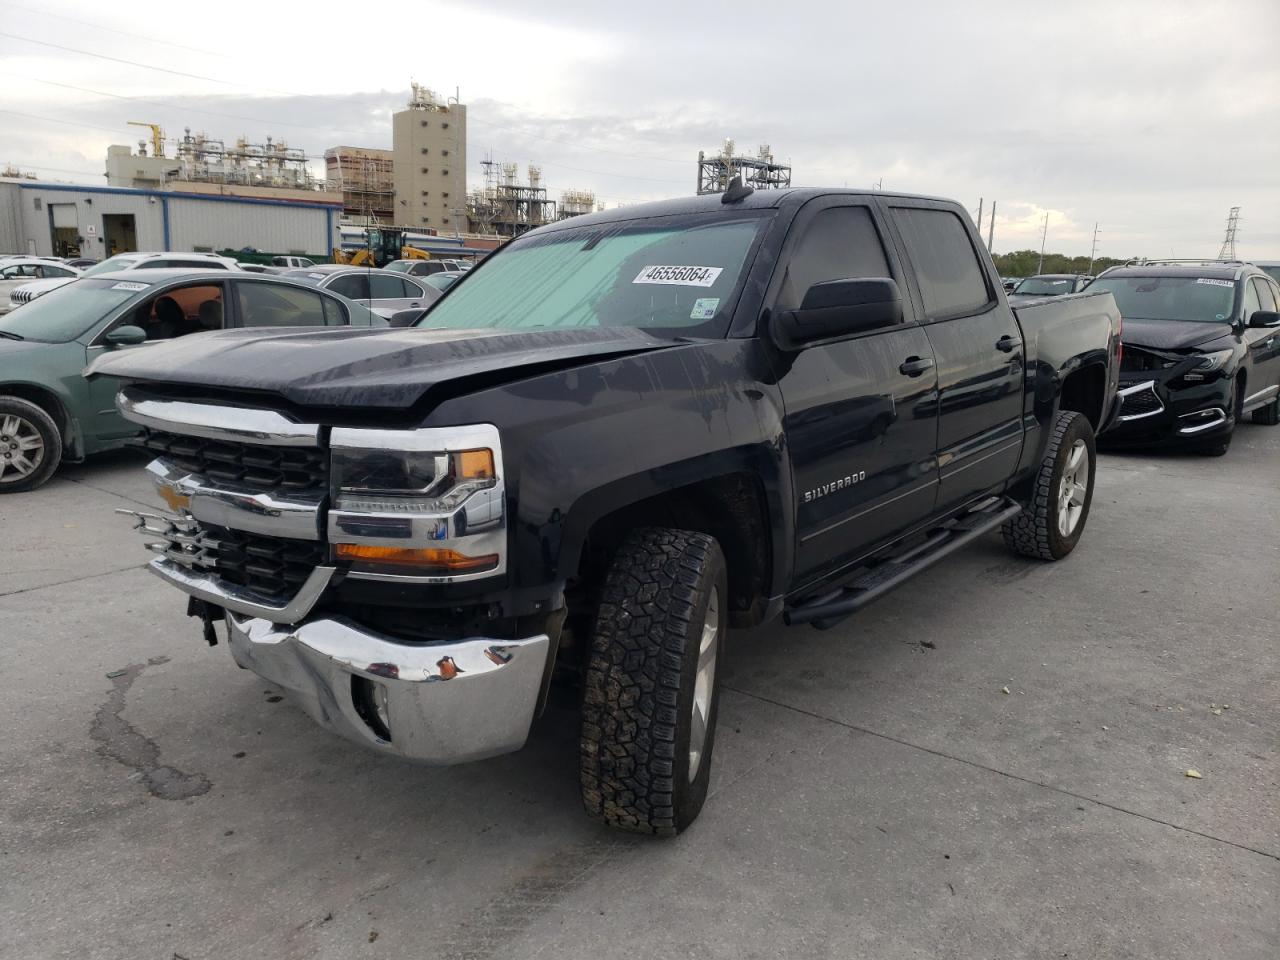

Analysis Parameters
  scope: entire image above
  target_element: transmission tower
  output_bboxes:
[1217,206,1240,260]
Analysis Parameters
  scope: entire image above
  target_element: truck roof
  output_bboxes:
[1099,264,1251,281]
[533,187,957,234]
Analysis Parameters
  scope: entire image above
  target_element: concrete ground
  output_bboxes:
[2,425,1277,960]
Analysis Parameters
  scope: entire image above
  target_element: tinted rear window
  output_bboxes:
[891,208,990,318]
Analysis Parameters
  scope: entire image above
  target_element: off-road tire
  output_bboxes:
[1002,410,1096,561]
[0,396,62,493]
[579,528,727,836]
[1251,395,1280,426]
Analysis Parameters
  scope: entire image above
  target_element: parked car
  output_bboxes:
[271,255,315,269]
[0,259,81,315]
[422,270,465,293]
[62,257,99,269]
[1093,262,1280,454]
[92,187,1121,835]
[283,266,441,318]
[384,258,455,277]
[0,270,385,492]
[1001,277,1021,291]
[1009,274,1092,300]
[8,253,244,313]
[1249,260,1280,285]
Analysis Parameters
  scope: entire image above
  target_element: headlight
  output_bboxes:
[328,424,506,581]
[1195,349,1234,372]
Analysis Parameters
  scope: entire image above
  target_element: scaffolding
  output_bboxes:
[467,158,557,237]
[325,147,394,223]
[697,139,791,195]
[558,188,596,220]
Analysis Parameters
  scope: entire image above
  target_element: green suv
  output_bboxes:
[0,269,385,493]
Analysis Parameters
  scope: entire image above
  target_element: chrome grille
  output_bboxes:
[1120,390,1161,416]
[139,428,327,491]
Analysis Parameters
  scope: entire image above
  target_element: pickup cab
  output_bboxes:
[90,187,1121,835]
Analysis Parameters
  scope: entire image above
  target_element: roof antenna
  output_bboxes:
[721,174,753,204]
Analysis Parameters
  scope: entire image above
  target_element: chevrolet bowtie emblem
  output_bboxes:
[158,484,191,512]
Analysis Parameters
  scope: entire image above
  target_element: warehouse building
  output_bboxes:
[0,178,342,260]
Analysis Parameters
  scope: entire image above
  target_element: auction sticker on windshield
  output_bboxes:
[633,265,723,287]
[110,281,149,291]
[1195,279,1233,287]
[690,297,720,320]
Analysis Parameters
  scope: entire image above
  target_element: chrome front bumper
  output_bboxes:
[226,613,551,764]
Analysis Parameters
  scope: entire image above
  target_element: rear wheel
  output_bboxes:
[1003,410,1096,561]
[579,528,727,836]
[0,397,62,493]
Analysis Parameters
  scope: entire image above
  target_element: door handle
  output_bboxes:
[996,335,1022,352]
[899,356,935,377]
[410,302,421,307]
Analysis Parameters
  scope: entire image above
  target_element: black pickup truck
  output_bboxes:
[91,186,1121,835]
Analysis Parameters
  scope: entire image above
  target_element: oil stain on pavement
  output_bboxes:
[90,655,212,801]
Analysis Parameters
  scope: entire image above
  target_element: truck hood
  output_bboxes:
[1121,318,1233,350]
[86,325,681,410]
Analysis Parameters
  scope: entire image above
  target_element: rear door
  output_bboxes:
[369,273,427,312]
[773,198,940,588]
[232,280,349,329]
[882,200,1023,514]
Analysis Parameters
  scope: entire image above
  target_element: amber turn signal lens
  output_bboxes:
[455,449,495,480]
[335,543,498,572]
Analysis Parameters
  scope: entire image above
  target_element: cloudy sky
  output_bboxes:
[2,0,1277,257]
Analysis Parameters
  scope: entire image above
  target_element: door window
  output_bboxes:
[125,284,225,341]
[1242,279,1261,322]
[369,273,409,299]
[890,208,991,319]
[236,282,329,327]
[320,296,348,326]
[1251,278,1276,313]
[776,206,892,311]
[328,274,370,300]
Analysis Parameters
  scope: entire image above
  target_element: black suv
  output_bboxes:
[1092,262,1280,454]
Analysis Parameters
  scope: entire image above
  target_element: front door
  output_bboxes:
[1243,277,1280,410]
[85,281,228,444]
[773,199,940,589]
[882,200,1024,514]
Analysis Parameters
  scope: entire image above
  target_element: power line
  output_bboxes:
[0,108,125,136]
[2,73,327,132]
[0,0,236,60]
[0,31,251,87]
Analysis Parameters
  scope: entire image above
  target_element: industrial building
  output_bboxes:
[324,146,394,223]
[0,177,341,260]
[392,83,467,233]
[697,140,791,195]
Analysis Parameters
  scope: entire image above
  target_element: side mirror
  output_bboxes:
[772,277,903,350]
[1248,310,1280,329]
[104,325,147,346]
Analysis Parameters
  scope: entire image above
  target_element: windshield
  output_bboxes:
[416,213,769,335]
[1260,265,1280,284]
[424,274,458,291]
[81,255,142,277]
[1088,276,1236,323]
[1014,277,1075,296]
[384,261,411,273]
[0,277,150,342]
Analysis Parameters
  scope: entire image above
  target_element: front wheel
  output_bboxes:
[0,396,62,493]
[579,528,727,836]
[1251,395,1280,426]
[1003,410,1096,561]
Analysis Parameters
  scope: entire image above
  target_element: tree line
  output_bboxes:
[991,250,1130,278]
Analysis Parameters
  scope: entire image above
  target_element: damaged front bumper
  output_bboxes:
[226,613,551,764]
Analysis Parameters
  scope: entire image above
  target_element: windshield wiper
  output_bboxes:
[0,330,25,340]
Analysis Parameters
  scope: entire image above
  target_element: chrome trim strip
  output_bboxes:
[118,387,320,447]
[147,459,323,541]
[1177,408,1228,435]
[148,557,335,623]
[331,423,502,454]
[1116,380,1165,422]
[1242,384,1278,406]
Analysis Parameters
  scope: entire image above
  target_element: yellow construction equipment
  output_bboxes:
[331,228,434,267]
[128,121,165,157]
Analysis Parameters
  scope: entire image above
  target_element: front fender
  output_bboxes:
[423,340,793,604]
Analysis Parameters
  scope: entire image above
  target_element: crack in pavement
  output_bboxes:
[0,562,147,599]
[722,685,1280,863]
[91,655,212,801]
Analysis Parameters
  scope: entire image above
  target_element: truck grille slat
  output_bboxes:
[139,428,327,491]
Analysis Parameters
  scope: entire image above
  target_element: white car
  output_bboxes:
[5,252,240,314]
[0,259,81,315]
[281,266,441,318]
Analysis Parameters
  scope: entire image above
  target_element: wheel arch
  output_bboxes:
[0,382,80,458]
